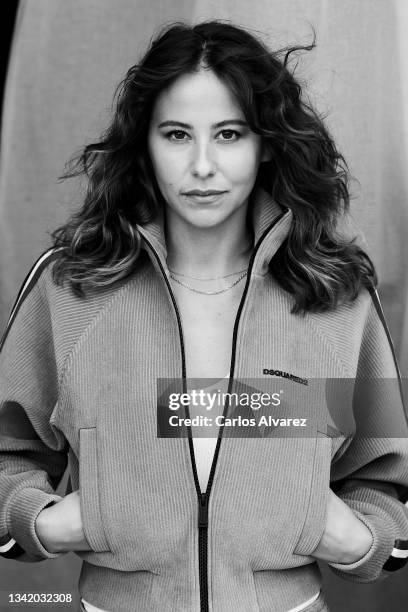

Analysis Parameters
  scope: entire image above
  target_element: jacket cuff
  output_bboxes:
[6,487,64,560]
[328,509,396,582]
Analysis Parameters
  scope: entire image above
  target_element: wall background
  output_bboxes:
[0,1,407,610]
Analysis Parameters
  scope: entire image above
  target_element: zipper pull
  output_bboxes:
[198,493,209,529]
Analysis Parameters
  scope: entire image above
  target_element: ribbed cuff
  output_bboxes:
[328,509,396,582]
[6,487,65,559]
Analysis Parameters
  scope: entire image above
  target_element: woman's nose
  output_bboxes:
[190,143,217,177]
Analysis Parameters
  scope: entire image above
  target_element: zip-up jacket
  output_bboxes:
[1,187,408,612]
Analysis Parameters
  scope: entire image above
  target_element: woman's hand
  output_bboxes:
[34,490,91,553]
[310,489,374,564]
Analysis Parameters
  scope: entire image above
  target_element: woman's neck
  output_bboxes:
[165,210,253,277]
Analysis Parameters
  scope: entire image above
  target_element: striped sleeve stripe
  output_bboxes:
[0,537,25,559]
[383,539,408,571]
[367,284,406,412]
[0,247,63,353]
[368,285,403,380]
[0,536,17,552]
[390,547,408,559]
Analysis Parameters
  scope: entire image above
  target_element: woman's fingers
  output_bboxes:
[34,491,91,553]
[310,490,373,563]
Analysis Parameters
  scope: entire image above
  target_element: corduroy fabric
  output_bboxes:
[1,187,408,611]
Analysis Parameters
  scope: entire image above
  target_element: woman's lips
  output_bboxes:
[182,191,228,204]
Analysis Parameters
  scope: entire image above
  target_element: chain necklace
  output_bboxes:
[168,267,247,281]
[169,271,247,295]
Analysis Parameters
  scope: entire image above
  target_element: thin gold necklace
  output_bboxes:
[168,267,247,281]
[169,271,247,295]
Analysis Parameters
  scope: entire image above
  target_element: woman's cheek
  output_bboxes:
[161,153,187,184]
[227,144,261,182]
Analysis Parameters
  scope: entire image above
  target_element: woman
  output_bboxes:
[1,20,408,612]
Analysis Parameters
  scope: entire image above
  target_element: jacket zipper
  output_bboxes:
[198,492,209,608]
[141,210,286,612]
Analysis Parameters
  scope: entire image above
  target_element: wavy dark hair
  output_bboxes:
[50,20,376,314]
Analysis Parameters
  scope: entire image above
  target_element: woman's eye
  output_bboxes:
[217,130,240,141]
[166,130,189,141]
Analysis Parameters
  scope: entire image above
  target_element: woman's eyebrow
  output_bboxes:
[157,119,248,129]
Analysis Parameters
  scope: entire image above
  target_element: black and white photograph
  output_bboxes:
[1,2,408,611]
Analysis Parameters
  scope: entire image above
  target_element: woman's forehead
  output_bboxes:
[151,69,244,124]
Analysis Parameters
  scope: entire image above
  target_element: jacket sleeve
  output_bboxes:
[0,264,68,562]
[328,287,408,582]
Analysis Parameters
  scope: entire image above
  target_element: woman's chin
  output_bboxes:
[176,201,242,230]
[182,211,232,230]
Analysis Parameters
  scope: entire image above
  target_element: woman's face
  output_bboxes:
[147,68,269,229]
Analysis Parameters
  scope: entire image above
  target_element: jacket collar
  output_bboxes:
[136,186,293,276]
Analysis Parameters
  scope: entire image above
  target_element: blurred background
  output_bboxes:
[0,1,407,610]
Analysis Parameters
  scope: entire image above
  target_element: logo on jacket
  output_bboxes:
[263,369,308,386]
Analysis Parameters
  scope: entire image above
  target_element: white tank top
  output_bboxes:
[190,374,230,492]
